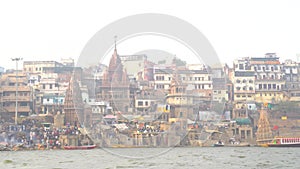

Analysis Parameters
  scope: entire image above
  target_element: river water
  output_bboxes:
[0,147,299,169]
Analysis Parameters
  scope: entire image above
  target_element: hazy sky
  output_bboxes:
[0,0,299,70]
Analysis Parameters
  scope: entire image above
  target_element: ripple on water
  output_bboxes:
[58,160,74,163]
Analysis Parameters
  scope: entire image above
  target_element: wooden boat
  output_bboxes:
[213,141,224,147]
[267,137,300,147]
[226,142,250,147]
[63,145,97,150]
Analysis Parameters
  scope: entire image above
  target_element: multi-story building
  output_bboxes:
[283,60,300,101]
[23,61,64,74]
[153,65,212,102]
[250,53,285,103]
[233,58,256,102]
[0,67,4,76]
[212,78,228,102]
[211,64,233,103]
[119,54,155,82]
[232,54,286,104]
[0,71,33,121]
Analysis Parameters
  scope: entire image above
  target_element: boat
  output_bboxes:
[213,140,224,147]
[63,145,97,150]
[267,137,300,147]
[226,142,250,147]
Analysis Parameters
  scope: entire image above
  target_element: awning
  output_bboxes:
[235,118,251,125]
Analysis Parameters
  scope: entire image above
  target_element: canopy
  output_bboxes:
[235,118,251,125]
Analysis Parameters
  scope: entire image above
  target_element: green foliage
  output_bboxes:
[273,101,299,113]
[211,102,225,114]
[173,58,186,67]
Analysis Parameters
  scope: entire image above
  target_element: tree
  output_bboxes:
[273,101,299,113]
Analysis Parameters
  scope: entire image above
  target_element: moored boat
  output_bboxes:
[213,140,224,147]
[63,145,97,150]
[226,142,250,147]
[267,137,300,147]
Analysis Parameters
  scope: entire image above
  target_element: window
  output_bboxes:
[43,84,46,89]
[145,101,148,106]
[50,84,53,89]
[239,64,244,70]
[249,87,253,91]
[249,80,253,83]
[138,101,143,106]
[20,102,27,106]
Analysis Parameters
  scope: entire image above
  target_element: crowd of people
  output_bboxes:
[0,118,81,150]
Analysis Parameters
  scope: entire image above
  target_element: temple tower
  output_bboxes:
[256,106,273,145]
[64,77,84,126]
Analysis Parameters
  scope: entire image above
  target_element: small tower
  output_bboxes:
[64,77,84,127]
[256,105,273,145]
[166,69,191,119]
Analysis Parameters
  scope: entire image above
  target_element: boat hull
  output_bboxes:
[213,144,224,147]
[267,144,300,147]
[64,145,97,150]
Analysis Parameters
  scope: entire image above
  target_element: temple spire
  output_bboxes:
[114,35,117,52]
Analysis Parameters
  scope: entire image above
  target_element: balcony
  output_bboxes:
[255,78,284,82]
[1,96,31,102]
[256,88,282,92]
[234,90,255,94]
[3,106,31,113]
[0,86,31,92]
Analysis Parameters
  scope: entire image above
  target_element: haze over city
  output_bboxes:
[1,0,300,70]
